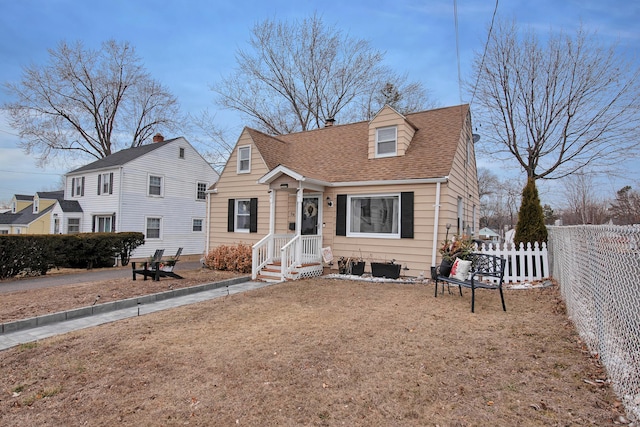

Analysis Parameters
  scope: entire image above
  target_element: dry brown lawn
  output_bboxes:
[0,271,626,426]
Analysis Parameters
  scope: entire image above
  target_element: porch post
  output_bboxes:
[296,186,303,266]
[268,190,276,260]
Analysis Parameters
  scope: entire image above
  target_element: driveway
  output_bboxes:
[0,261,203,294]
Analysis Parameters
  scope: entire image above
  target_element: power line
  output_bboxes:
[469,0,499,108]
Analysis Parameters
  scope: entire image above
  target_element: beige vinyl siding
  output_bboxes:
[367,106,416,159]
[327,183,438,273]
[208,133,271,249]
[439,112,479,238]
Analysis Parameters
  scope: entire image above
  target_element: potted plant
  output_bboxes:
[438,235,474,276]
[337,255,366,276]
[371,259,401,279]
[350,250,365,276]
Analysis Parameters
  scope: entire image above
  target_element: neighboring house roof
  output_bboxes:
[36,190,65,200]
[67,138,178,174]
[246,104,469,183]
[59,200,83,213]
[0,203,55,226]
[478,227,500,238]
[14,194,33,201]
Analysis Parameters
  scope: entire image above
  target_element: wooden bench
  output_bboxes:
[434,252,507,313]
[132,248,183,281]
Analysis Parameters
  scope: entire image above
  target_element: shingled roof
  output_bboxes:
[248,104,469,183]
[67,138,178,174]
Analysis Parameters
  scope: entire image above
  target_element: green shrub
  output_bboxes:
[204,243,252,273]
[0,232,145,279]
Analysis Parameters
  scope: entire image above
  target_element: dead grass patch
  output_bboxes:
[0,277,624,426]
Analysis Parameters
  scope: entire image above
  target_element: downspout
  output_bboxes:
[431,181,442,268]
[205,191,211,255]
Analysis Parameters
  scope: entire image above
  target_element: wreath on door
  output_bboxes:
[303,200,318,218]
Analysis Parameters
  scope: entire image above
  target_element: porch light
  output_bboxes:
[326,196,333,207]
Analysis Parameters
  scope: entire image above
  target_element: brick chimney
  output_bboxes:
[153,133,164,143]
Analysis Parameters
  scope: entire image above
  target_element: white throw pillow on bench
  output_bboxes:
[449,259,472,281]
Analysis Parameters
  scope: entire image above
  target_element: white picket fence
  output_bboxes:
[475,242,549,283]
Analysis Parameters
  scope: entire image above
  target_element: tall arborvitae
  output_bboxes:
[514,178,548,246]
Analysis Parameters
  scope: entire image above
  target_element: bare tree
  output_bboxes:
[213,13,433,135]
[477,167,521,233]
[561,172,609,224]
[609,185,640,225]
[3,40,182,166]
[188,109,235,172]
[471,19,640,181]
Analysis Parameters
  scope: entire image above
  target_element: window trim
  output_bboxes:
[148,174,164,197]
[192,218,204,232]
[71,176,85,197]
[94,215,113,233]
[196,182,207,201]
[67,217,81,234]
[375,126,397,158]
[234,199,251,233]
[237,145,251,174]
[346,193,401,239]
[145,216,162,240]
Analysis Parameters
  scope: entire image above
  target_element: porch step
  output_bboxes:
[256,262,322,282]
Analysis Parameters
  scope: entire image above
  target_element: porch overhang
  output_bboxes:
[258,165,329,192]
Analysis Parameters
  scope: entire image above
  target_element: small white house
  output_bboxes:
[55,134,218,258]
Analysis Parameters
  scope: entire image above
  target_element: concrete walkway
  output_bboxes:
[0,278,277,351]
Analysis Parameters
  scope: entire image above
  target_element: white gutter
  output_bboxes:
[431,181,442,269]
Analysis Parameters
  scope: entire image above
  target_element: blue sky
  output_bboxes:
[1,0,639,205]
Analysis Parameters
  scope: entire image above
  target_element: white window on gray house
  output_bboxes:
[148,175,163,196]
[72,177,85,197]
[146,217,161,239]
[95,216,112,233]
[192,218,203,232]
[348,194,399,237]
[376,126,397,157]
[235,199,251,232]
[98,172,113,195]
[196,182,207,200]
[237,146,251,173]
[67,218,80,234]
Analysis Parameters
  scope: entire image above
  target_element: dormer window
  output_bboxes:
[237,145,251,173]
[376,126,397,157]
[33,198,39,213]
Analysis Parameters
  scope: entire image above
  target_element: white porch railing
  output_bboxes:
[252,234,322,280]
[252,234,293,279]
[475,242,549,283]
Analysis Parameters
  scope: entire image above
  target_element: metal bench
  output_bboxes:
[434,252,506,313]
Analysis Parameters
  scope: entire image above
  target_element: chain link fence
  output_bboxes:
[548,225,640,421]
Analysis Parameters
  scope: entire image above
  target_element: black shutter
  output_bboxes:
[227,199,235,232]
[91,215,95,232]
[81,177,85,196]
[249,198,258,233]
[71,178,75,197]
[336,194,347,236]
[400,192,414,239]
[109,172,113,194]
[97,174,102,195]
[112,213,116,233]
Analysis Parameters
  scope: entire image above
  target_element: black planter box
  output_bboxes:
[371,262,401,279]
[350,261,365,276]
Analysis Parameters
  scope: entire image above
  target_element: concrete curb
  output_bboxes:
[1,276,251,335]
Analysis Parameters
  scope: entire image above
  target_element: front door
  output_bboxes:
[301,196,320,235]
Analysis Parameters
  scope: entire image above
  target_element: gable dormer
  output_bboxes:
[368,105,417,159]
